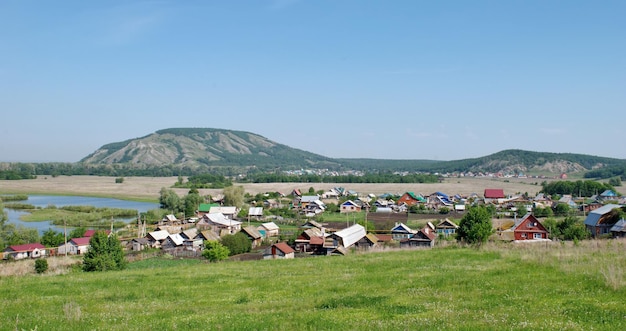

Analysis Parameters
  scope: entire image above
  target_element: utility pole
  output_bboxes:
[64,219,67,257]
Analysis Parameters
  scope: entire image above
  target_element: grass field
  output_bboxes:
[1,240,625,330]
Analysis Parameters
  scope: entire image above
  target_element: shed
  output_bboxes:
[263,242,295,259]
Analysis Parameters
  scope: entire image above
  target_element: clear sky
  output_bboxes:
[1,0,624,162]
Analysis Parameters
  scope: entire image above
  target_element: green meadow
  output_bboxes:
[1,240,625,330]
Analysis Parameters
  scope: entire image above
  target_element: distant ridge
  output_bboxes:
[80,128,626,175]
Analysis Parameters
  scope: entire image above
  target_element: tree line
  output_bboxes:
[540,180,617,197]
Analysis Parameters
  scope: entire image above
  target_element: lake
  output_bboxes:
[4,195,159,234]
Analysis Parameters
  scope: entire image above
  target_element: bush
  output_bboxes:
[115,177,124,184]
[35,259,48,274]
[202,241,230,262]
[221,232,252,256]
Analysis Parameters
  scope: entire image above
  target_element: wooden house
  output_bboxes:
[248,207,264,221]
[146,230,170,248]
[584,204,623,237]
[511,214,550,241]
[131,238,150,251]
[241,226,263,248]
[264,242,295,259]
[436,219,459,237]
[294,228,324,253]
[208,206,238,220]
[390,223,416,241]
[257,222,280,237]
[201,212,242,235]
[397,192,425,206]
[323,224,367,254]
[401,226,436,248]
[610,219,626,238]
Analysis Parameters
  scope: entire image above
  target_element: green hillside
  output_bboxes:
[1,242,625,330]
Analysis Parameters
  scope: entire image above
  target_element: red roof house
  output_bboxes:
[484,189,505,199]
[264,242,295,259]
[4,243,46,260]
[512,214,550,241]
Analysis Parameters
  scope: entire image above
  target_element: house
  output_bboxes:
[201,212,242,235]
[321,189,340,199]
[294,227,324,253]
[248,207,264,220]
[427,192,454,209]
[68,237,91,255]
[197,203,219,217]
[208,206,238,219]
[263,199,280,209]
[323,224,367,254]
[162,233,185,251]
[263,242,295,259]
[241,226,263,248]
[511,214,550,241]
[484,189,505,199]
[610,219,626,238]
[303,200,326,215]
[340,200,362,213]
[436,219,459,237]
[4,243,46,260]
[401,227,436,248]
[131,238,150,251]
[146,230,170,248]
[397,192,425,206]
[301,220,324,230]
[600,190,618,201]
[195,230,221,243]
[390,223,417,240]
[584,204,623,237]
[180,228,199,240]
[258,222,280,237]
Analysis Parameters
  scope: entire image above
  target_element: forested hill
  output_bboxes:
[340,150,626,176]
[4,130,624,178]
[80,128,341,171]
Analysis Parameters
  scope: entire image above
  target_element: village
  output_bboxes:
[4,184,626,262]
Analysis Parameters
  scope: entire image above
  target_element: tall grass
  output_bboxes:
[1,241,625,330]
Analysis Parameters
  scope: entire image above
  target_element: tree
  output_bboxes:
[183,191,202,218]
[35,259,48,274]
[202,241,230,262]
[69,227,86,239]
[457,206,494,245]
[223,186,245,208]
[41,229,65,247]
[220,232,251,256]
[159,187,182,213]
[553,203,571,217]
[82,232,126,272]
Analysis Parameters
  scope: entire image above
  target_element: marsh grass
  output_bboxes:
[1,241,625,330]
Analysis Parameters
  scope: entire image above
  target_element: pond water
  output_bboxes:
[4,195,159,235]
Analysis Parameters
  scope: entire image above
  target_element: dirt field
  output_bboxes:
[0,175,552,201]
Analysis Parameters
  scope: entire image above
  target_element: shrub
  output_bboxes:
[202,241,230,262]
[35,259,48,274]
[115,177,124,184]
[221,232,252,256]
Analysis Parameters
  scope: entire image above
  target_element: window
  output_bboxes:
[534,233,542,239]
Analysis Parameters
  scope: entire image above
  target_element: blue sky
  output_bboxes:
[1,0,624,162]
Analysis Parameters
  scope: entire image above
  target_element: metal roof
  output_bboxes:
[205,212,242,226]
[209,206,238,215]
[261,222,279,231]
[248,207,264,216]
[168,234,184,246]
[584,204,622,226]
[148,230,170,241]
[610,219,626,232]
[333,224,366,248]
